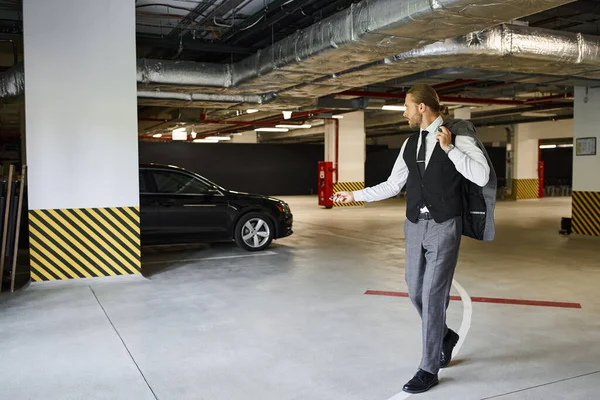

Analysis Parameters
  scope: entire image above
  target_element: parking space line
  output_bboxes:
[143,251,277,265]
[365,290,582,309]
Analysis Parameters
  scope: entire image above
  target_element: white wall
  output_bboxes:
[573,87,600,192]
[368,134,409,149]
[338,111,365,182]
[517,119,573,140]
[23,0,138,210]
[477,126,510,144]
[513,119,573,179]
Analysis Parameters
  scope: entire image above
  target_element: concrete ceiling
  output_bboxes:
[2,0,600,144]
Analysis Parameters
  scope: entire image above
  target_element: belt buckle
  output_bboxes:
[418,212,430,221]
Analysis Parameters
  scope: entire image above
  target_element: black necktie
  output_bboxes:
[417,130,427,177]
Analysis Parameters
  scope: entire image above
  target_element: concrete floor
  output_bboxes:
[1,196,599,400]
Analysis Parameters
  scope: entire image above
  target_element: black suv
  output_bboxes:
[139,164,293,251]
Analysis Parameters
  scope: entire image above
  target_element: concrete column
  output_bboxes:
[509,119,574,200]
[23,0,140,281]
[453,107,471,120]
[572,87,600,236]
[510,124,540,200]
[324,112,365,207]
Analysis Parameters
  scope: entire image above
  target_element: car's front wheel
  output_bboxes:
[234,212,275,251]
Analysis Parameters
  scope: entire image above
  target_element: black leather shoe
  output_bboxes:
[440,329,459,368]
[402,369,439,394]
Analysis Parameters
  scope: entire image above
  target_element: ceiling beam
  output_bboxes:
[259,126,325,142]
[339,90,529,106]
[136,34,256,55]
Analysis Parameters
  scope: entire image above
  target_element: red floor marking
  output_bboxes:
[364,290,582,309]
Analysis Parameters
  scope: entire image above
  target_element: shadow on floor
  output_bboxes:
[141,242,241,278]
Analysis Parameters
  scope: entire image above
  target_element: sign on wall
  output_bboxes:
[576,137,597,156]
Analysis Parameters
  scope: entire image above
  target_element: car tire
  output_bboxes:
[234,212,275,251]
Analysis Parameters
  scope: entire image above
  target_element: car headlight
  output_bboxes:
[276,202,290,214]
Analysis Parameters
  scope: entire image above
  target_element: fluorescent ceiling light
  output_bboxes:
[205,136,231,141]
[152,133,162,138]
[539,144,557,149]
[558,144,573,148]
[255,127,288,132]
[332,115,344,119]
[193,139,218,143]
[172,129,187,140]
[246,109,259,114]
[275,124,312,129]
[382,105,406,111]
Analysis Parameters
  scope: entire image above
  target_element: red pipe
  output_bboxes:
[198,108,333,136]
[339,89,575,107]
[438,96,524,106]
[433,79,479,91]
[524,93,572,104]
[339,90,525,105]
[196,119,308,127]
[142,108,334,139]
[332,118,339,183]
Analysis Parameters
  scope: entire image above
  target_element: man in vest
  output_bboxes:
[333,84,492,394]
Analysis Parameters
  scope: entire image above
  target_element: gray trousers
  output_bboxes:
[404,216,462,374]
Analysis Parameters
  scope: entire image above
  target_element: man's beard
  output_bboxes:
[407,115,421,129]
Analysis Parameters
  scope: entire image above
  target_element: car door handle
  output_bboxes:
[160,200,175,207]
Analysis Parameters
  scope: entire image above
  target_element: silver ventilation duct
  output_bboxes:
[137,90,271,104]
[0,63,24,98]
[0,0,579,102]
[389,23,600,80]
[137,0,574,97]
[280,23,600,100]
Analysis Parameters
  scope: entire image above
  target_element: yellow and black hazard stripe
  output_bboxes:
[572,191,600,236]
[333,182,365,207]
[28,207,141,282]
[509,178,539,200]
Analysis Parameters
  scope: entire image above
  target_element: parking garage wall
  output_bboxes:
[140,142,517,197]
[139,142,324,195]
[365,145,507,189]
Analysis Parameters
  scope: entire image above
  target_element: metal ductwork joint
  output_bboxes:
[0,63,24,98]
[390,23,600,79]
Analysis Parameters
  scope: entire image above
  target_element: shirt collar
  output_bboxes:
[420,116,443,135]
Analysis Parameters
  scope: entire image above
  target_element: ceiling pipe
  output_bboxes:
[192,108,333,137]
[141,108,333,138]
[523,93,573,103]
[432,79,480,91]
[338,90,554,106]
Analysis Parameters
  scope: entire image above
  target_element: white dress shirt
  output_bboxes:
[353,116,490,210]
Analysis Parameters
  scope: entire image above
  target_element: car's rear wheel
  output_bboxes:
[234,212,274,251]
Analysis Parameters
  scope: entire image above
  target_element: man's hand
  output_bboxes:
[332,191,355,203]
[436,126,452,151]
